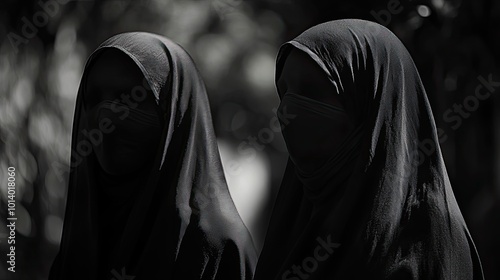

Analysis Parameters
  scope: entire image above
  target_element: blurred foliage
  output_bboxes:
[0,0,498,279]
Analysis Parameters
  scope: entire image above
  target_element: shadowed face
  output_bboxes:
[84,49,162,175]
[276,48,354,171]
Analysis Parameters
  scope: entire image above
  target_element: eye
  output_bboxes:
[84,85,107,110]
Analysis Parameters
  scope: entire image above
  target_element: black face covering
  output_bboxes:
[86,100,162,175]
[278,92,353,173]
[254,19,484,280]
[49,32,256,280]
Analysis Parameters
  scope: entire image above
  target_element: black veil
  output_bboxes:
[49,32,256,280]
[254,19,484,280]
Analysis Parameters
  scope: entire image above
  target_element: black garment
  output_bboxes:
[254,19,484,280]
[49,32,256,280]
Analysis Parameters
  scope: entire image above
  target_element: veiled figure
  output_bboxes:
[254,19,484,280]
[49,32,256,280]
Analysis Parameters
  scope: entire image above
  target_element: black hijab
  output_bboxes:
[254,19,484,280]
[49,32,256,280]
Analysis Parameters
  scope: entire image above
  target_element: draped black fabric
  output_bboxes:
[254,19,484,280]
[49,32,256,280]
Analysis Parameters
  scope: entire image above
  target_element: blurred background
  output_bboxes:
[0,0,499,279]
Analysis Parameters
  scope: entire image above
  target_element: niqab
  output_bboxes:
[254,19,484,280]
[49,32,257,280]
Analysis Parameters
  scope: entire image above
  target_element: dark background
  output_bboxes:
[0,0,498,279]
